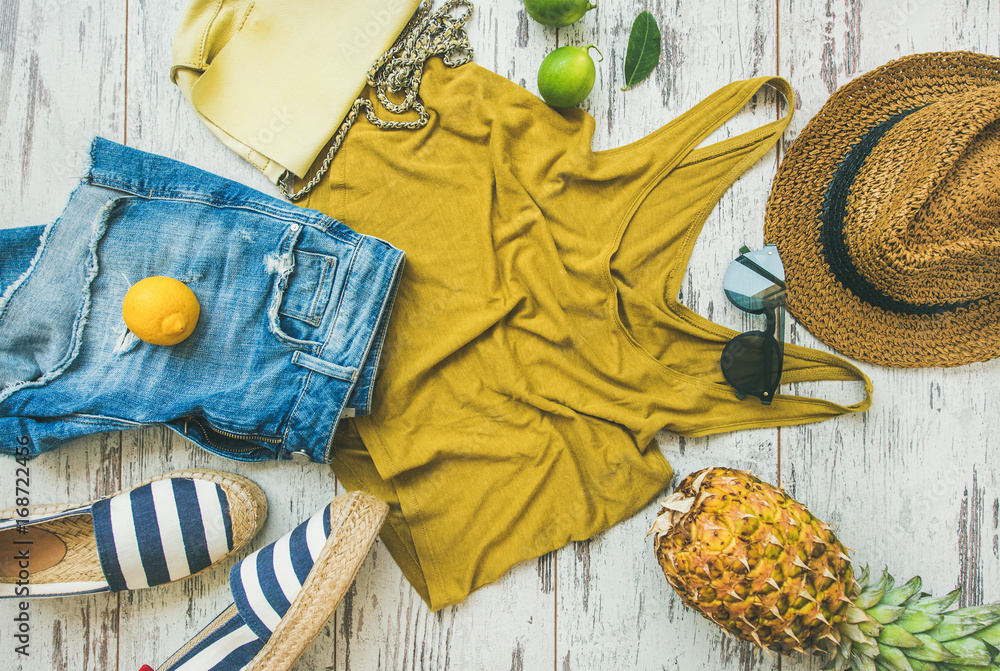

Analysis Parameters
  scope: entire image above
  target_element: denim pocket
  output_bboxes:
[268,223,353,347]
[278,250,337,327]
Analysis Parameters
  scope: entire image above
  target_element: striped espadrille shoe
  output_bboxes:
[0,469,266,598]
[148,491,387,671]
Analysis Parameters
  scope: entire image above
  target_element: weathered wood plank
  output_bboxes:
[778,1,1000,670]
[555,1,785,669]
[0,1,125,669]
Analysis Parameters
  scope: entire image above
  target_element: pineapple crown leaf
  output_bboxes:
[849,652,877,671]
[879,624,923,649]
[859,620,883,638]
[822,645,849,671]
[853,567,892,610]
[939,635,995,666]
[928,613,1000,643]
[869,604,907,625]
[846,606,873,624]
[894,610,943,634]
[904,633,956,662]
[908,590,962,616]
[841,569,1000,671]
[873,644,912,671]
[883,577,923,607]
[842,623,872,644]
[857,566,873,590]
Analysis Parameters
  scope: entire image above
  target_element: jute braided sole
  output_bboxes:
[0,469,268,587]
[154,491,387,671]
[247,491,387,671]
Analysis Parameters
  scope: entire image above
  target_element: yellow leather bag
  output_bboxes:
[172,0,421,184]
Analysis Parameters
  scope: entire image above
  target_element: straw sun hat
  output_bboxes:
[764,52,1000,368]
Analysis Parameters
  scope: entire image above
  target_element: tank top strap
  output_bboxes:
[778,342,874,412]
[689,79,875,423]
[673,75,794,159]
[626,76,794,297]
[611,77,875,434]
[675,340,873,438]
[617,76,794,180]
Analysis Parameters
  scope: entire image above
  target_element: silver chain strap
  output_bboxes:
[279,0,474,201]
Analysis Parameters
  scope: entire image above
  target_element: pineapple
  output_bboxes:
[648,467,1000,671]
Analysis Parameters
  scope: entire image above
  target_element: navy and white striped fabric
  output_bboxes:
[162,504,334,671]
[159,606,264,671]
[93,477,234,591]
[230,505,333,639]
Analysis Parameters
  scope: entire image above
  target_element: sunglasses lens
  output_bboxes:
[723,247,786,313]
[720,332,782,401]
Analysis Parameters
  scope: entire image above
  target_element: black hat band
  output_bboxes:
[819,106,979,316]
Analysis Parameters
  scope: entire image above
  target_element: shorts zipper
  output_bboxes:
[183,416,282,454]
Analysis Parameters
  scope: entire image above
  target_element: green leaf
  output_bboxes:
[870,605,908,624]
[876,644,916,671]
[857,587,889,611]
[949,605,1000,620]
[910,590,962,615]
[895,610,943,634]
[976,620,1000,646]
[941,637,993,666]
[847,606,874,623]
[883,577,923,606]
[903,634,957,663]
[622,11,661,91]
[851,651,878,671]
[856,565,873,590]
[929,614,1000,642]
[880,624,924,648]
[856,570,892,610]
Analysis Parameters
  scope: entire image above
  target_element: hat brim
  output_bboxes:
[765,51,1000,368]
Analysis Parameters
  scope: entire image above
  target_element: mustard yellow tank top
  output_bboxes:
[302,61,872,610]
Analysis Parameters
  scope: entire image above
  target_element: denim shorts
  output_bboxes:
[0,138,404,463]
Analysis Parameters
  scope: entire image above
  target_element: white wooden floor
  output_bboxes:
[1,1,999,670]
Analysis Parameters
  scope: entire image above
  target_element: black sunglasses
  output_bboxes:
[720,244,786,405]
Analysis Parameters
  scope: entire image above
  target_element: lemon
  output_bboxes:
[122,276,201,346]
[537,45,602,108]
[524,0,596,27]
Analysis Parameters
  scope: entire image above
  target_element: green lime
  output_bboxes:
[524,0,597,27]
[537,45,602,108]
